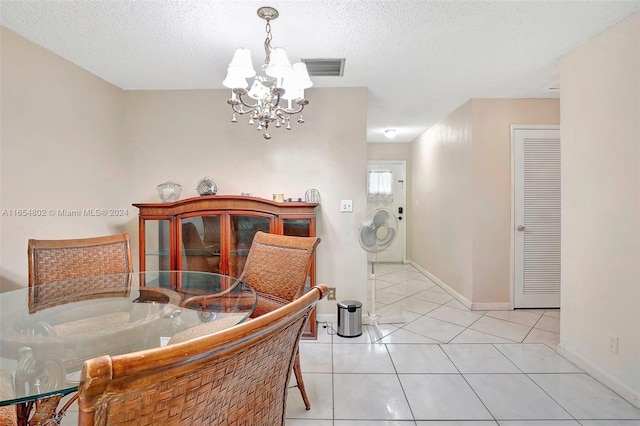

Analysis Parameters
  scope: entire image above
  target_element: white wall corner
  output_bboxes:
[410,261,513,311]
[557,343,640,409]
[410,261,473,310]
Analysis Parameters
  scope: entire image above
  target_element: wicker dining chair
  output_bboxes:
[23,233,133,425]
[76,284,327,426]
[239,231,321,410]
[28,233,133,313]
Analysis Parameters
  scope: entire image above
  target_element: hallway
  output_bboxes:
[285,263,640,424]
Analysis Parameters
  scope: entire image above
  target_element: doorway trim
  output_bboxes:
[366,160,407,263]
[510,124,561,308]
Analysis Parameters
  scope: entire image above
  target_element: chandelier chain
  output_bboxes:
[264,21,272,65]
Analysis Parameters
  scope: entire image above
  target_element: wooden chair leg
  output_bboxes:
[293,349,311,410]
[15,402,31,426]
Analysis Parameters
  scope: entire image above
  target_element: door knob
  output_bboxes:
[517,225,526,231]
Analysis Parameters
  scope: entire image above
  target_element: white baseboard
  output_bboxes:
[316,313,337,324]
[410,261,472,309]
[557,343,640,409]
[471,302,513,311]
[410,261,512,311]
[316,313,400,326]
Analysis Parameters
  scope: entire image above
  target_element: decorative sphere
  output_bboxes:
[196,177,218,196]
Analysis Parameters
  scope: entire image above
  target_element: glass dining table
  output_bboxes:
[0,270,257,424]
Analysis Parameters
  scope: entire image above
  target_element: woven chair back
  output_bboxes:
[28,233,133,312]
[239,231,320,317]
[77,284,327,426]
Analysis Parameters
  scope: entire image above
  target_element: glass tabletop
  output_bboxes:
[0,271,256,405]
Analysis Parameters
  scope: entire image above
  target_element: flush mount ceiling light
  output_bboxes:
[384,129,397,139]
[224,6,312,140]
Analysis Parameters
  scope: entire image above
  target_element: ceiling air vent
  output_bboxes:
[301,58,345,77]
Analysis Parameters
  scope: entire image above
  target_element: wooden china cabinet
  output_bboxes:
[133,195,319,338]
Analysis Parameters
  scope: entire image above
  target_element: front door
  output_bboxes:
[367,161,406,263]
[513,126,561,308]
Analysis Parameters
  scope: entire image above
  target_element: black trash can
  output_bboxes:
[337,300,362,337]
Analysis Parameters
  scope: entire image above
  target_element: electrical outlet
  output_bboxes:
[608,333,618,354]
[327,287,336,300]
[340,200,353,212]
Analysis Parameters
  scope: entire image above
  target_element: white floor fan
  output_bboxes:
[358,208,405,338]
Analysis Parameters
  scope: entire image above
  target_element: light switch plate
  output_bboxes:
[340,200,353,212]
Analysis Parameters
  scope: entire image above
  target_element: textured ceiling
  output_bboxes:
[1,1,639,142]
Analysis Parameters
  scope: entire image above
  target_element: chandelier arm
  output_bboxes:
[274,103,306,116]
[269,92,282,109]
[275,110,290,119]
[235,94,260,110]
[231,103,256,115]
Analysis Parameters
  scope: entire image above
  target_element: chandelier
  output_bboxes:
[224,6,312,140]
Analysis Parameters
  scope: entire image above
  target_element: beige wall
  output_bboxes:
[0,27,368,316]
[471,99,560,304]
[367,142,411,162]
[411,101,475,301]
[122,88,369,315]
[410,99,559,307]
[558,11,639,407]
[0,27,127,291]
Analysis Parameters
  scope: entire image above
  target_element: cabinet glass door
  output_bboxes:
[180,215,222,273]
[282,218,311,237]
[229,215,272,277]
[144,219,171,271]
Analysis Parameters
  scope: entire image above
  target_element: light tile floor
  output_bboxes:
[285,263,640,425]
[59,263,640,425]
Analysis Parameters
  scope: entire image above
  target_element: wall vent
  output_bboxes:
[301,58,345,77]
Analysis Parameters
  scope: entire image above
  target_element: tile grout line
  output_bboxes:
[439,343,499,423]
[519,310,547,343]
[523,371,579,421]
[384,341,417,422]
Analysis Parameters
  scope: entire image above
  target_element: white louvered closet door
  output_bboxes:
[514,127,561,308]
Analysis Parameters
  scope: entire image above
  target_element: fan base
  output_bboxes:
[367,313,405,339]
